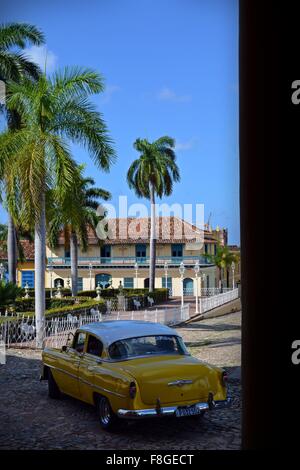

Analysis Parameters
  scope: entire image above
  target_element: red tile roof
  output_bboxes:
[56,216,220,245]
[0,239,34,260]
[0,217,222,259]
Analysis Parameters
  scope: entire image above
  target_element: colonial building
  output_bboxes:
[45,217,227,296]
[1,217,230,297]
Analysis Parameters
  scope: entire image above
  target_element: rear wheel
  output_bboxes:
[96,396,119,431]
[48,369,61,399]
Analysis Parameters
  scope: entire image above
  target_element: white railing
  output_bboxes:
[0,304,190,349]
[200,287,233,297]
[199,288,239,314]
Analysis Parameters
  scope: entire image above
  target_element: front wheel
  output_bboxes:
[96,396,119,431]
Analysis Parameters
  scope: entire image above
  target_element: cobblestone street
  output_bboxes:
[0,311,241,450]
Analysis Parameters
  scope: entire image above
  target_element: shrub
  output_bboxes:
[76,287,168,302]
[76,288,119,298]
[48,298,76,309]
[14,297,35,312]
[20,287,72,298]
[0,281,23,311]
[19,298,106,319]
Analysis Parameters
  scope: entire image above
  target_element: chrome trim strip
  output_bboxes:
[117,402,209,419]
[78,376,126,398]
[44,363,78,380]
[168,379,193,387]
[44,363,126,398]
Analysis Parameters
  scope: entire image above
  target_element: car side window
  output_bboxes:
[86,335,103,357]
[72,332,86,353]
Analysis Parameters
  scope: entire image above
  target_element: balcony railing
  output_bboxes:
[47,255,213,267]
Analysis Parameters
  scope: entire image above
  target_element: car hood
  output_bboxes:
[119,355,221,405]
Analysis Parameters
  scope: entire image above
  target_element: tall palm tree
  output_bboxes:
[127,137,180,292]
[1,67,115,347]
[0,22,45,284]
[47,167,111,296]
[205,244,239,289]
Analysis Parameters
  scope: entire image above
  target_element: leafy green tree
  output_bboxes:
[0,22,45,284]
[127,137,180,292]
[47,166,111,296]
[205,244,239,289]
[1,67,115,347]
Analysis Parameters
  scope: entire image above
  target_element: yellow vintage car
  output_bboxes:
[41,320,231,430]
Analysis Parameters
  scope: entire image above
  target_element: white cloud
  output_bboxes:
[24,45,58,73]
[157,87,191,103]
[175,139,196,151]
[101,84,121,104]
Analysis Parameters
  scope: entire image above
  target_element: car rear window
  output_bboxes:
[108,335,189,360]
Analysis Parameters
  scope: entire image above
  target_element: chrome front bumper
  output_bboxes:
[117,397,232,419]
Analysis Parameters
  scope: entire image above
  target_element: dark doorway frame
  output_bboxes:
[240,1,279,449]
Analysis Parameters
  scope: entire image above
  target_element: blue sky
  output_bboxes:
[1,0,239,244]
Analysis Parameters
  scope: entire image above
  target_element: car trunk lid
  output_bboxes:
[120,355,218,405]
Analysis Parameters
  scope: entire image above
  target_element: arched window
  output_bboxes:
[54,278,64,288]
[95,273,112,289]
[144,278,149,288]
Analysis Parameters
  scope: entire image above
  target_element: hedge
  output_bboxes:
[12,296,90,312]
[77,287,168,300]
[0,288,168,320]
[20,287,72,298]
[77,288,118,298]
[13,299,106,319]
[124,289,168,310]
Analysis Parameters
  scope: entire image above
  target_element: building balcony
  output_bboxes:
[47,255,213,268]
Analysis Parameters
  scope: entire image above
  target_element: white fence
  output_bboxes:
[200,287,233,297]
[0,304,190,349]
[199,288,239,314]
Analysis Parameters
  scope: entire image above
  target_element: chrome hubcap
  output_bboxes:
[100,399,111,425]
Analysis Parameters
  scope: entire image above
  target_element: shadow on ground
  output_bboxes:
[180,323,241,332]
[0,352,241,450]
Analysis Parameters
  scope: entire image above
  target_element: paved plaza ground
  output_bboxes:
[0,311,241,450]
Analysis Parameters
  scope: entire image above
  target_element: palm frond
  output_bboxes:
[52,66,105,98]
[0,23,44,50]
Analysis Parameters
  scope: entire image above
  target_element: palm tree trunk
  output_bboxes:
[35,191,46,349]
[149,182,156,292]
[218,266,222,291]
[7,214,17,284]
[70,231,78,296]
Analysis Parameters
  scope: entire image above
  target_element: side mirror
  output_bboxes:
[62,345,68,352]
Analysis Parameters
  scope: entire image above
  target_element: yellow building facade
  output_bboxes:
[43,217,227,297]
[11,217,230,297]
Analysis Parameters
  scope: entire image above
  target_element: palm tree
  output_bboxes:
[0,22,45,284]
[205,244,239,290]
[127,137,180,292]
[1,67,115,347]
[47,167,111,296]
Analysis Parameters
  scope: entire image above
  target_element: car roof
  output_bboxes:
[79,320,179,346]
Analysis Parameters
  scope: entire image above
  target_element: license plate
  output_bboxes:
[175,405,201,417]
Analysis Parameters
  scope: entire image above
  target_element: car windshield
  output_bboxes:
[108,335,189,360]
